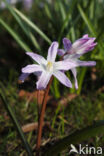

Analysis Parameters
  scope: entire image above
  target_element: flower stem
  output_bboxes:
[36,76,53,154]
[37,90,41,122]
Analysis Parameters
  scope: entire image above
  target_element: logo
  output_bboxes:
[69,144,78,154]
[69,144,103,155]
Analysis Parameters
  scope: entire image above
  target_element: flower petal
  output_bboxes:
[63,38,72,51]
[73,37,95,48]
[68,37,97,56]
[54,60,81,71]
[57,49,66,56]
[33,71,42,77]
[53,71,72,88]
[71,68,78,89]
[76,60,96,66]
[64,53,82,59]
[47,42,58,62]
[19,73,29,82]
[24,0,33,9]
[82,34,88,38]
[36,71,52,90]
[63,56,96,67]
[22,64,42,73]
[78,44,97,55]
[26,52,46,64]
[72,38,90,49]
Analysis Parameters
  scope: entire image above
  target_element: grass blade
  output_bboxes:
[44,3,52,20]
[4,1,41,51]
[77,4,96,36]
[77,4,104,59]
[13,7,51,44]
[58,0,77,43]
[29,31,41,51]
[0,18,31,51]
[53,78,60,98]
[0,91,33,156]
[58,1,66,21]
[77,68,87,95]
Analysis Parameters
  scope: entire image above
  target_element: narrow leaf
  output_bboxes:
[45,120,104,155]
[77,4,96,36]
[0,18,31,51]
[4,1,41,51]
[0,91,33,156]
[58,1,66,21]
[13,7,51,44]
[77,4,104,59]
[58,0,77,43]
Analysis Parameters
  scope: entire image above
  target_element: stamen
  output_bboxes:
[46,61,53,71]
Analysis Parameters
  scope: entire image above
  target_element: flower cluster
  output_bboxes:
[19,34,97,90]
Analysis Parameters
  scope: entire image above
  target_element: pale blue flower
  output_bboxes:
[20,42,84,90]
[23,0,33,9]
[58,35,97,89]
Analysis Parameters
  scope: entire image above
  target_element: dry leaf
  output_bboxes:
[59,93,77,107]
[96,86,104,94]
[91,67,97,80]
[22,122,52,133]
[18,90,51,104]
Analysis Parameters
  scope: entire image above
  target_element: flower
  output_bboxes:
[19,42,84,90]
[58,34,97,89]
[23,0,33,10]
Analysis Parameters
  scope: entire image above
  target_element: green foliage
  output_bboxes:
[0,18,31,51]
[0,90,33,156]
[0,0,104,95]
[46,120,104,155]
[0,0,104,155]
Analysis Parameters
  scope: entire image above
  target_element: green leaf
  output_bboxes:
[58,1,66,21]
[77,68,87,95]
[0,91,33,156]
[77,4,104,58]
[53,78,60,98]
[4,1,41,51]
[45,120,104,155]
[13,7,51,44]
[50,104,61,137]
[29,31,41,51]
[44,3,52,20]
[77,4,96,36]
[58,0,77,43]
[0,18,31,51]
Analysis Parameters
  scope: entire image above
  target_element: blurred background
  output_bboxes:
[0,0,104,155]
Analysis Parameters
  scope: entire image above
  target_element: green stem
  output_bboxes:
[0,92,33,156]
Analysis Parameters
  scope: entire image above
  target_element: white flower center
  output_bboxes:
[46,61,53,72]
